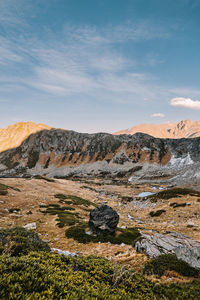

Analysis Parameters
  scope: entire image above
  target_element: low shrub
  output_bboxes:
[0,182,21,195]
[65,223,141,245]
[143,254,200,277]
[0,227,50,256]
[0,250,200,299]
[34,175,55,182]
[170,202,188,208]
[149,209,166,217]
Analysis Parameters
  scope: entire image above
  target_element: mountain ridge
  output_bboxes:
[114,119,200,139]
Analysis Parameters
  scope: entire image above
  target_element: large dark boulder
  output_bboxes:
[89,205,119,235]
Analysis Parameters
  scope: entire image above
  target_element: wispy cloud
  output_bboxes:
[151,113,165,118]
[170,97,200,110]
[0,20,172,104]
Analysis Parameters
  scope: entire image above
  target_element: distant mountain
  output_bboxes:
[114,120,200,139]
[0,122,51,152]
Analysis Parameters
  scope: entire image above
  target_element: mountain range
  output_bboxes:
[114,119,200,138]
[0,122,200,184]
[0,119,200,155]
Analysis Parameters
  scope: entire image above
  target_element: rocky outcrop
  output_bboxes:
[176,246,200,270]
[89,205,119,235]
[135,231,200,260]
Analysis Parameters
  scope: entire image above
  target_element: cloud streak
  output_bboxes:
[151,113,165,118]
[170,97,200,110]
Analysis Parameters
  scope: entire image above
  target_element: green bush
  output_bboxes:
[0,227,50,256]
[65,223,141,245]
[143,254,200,277]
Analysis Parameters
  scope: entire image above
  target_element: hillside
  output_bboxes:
[114,120,200,139]
[0,122,51,152]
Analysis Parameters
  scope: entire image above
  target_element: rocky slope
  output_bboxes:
[0,122,51,152]
[114,119,200,139]
[0,128,200,184]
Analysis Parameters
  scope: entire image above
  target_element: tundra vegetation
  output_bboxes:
[0,227,200,299]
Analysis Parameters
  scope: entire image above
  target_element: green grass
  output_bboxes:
[65,223,141,245]
[147,188,200,202]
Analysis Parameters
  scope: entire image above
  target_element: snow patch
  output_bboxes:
[169,153,194,168]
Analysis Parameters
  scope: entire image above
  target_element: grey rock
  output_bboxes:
[135,231,200,258]
[176,246,200,270]
[51,248,76,257]
[89,204,119,235]
[24,222,37,230]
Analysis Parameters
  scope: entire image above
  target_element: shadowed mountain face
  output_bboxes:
[0,122,51,152]
[0,128,200,184]
[114,120,200,139]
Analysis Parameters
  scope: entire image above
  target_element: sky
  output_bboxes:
[0,0,200,133]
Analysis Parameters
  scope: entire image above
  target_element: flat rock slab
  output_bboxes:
[135,231,200,259]
[176,246,200,270]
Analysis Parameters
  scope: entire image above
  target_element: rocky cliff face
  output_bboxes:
[114,119,200,139]
[0,122,51,152]
[0,128,200,184]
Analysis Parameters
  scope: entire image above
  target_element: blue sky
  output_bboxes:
[0,0,200,132]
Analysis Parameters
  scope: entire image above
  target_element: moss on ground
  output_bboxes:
[65,223,141,245]
[54,193,97,207]
[143,254,200,277]
[40,204,79,227]
[148,187,200,202]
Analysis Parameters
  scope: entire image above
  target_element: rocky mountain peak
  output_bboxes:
[0,121,51,153]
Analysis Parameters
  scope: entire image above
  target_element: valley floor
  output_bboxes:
[0,177,199,282]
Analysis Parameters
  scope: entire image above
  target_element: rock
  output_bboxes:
[176,246,200,270]
[24,222,37,230]
[26,210,33,215]
[128,213,134,220]
[51,248,76,256]
[135,231,200,258]
[89,204,119,235]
